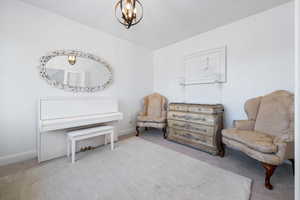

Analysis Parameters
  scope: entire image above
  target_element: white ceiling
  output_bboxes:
[20,0,291,50]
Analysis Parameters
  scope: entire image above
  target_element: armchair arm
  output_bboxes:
[138,98,147,117]
[234,120,255,130]
[274,134,294,161]
[138,111,146,117]
[274,134,294,144]
[161,110,167,119]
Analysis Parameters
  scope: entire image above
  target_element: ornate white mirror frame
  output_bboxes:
[38,50,113,93]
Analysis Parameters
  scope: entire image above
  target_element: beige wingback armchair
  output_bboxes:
[221,90,294,190]
[136,93,168,138]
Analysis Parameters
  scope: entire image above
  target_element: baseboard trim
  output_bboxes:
[0,128,136,166]
[0,150,37,166]
[119,127,135,136]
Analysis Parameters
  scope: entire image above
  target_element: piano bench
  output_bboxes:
[67,126,114,163]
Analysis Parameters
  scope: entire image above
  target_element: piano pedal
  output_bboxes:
[80,147,88,152]
[88,146,96,151]
[80,146,95,152]
[80,147,85,152]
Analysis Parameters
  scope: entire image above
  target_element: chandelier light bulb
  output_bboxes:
[68,55,76,65]
[126,2,131,10]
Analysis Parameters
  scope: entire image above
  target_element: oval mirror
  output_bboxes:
[38,50,113,92]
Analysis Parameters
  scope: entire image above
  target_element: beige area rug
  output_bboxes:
[0,137,251,200]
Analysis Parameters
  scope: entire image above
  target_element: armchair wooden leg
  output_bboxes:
[162,127,167,139]
[289,159,295,176]
[219,143,225,157]
[262,163,277,190]
[136,126,140,136]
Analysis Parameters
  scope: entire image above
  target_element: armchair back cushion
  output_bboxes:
[147,94,162,117]
[254,90,294,137]
[144,93,167,118]
[244,96,262,121]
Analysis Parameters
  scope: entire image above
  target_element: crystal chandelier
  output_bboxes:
[114,0,143,29]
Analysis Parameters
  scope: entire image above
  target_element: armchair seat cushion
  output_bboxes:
[222,129,277,154]
[137,115,166,123]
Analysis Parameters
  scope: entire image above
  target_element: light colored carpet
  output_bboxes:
[140,130,294,200]
[0,137,251,200]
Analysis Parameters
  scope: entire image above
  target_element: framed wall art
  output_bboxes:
[183,46,227,86]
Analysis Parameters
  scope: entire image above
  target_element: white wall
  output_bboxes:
[0,0,153,165]
[295,0,300,198]
[0,0,295,167]
[153,2,294,128]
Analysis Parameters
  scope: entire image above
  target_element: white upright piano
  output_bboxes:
[37,97,123,162]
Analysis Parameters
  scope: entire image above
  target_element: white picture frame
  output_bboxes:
[183,46,227,85]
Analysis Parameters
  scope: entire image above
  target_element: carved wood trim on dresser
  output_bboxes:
[166,103,224,156]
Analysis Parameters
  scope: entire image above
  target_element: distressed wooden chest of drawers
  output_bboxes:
[167,103,224,155]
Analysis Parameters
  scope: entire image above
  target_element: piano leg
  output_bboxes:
[72,140,76,163]
[136,126,140,136]
[67,139,70,158]
[111,131,114,150]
